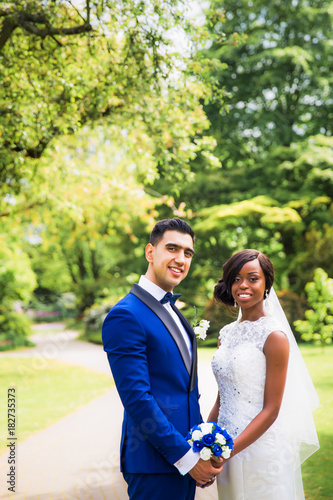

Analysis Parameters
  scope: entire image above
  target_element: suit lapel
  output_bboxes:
[130,284,192,377]
[171,305,198,393]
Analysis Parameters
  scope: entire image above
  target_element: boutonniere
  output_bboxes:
[192,306,210,340]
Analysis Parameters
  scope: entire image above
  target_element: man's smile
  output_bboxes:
[169,266,183,276]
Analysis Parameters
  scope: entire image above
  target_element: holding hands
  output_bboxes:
[186,421,233,488]
[189,456,223,488]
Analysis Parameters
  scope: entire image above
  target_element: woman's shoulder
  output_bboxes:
[239,315,283,330]
[218,320,238,337]
[251,316,287,349]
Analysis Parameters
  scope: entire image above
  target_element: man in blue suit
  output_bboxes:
[102,218,222,499]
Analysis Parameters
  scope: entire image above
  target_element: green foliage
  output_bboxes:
[0,237,37,304]
[82,300,114,344]
[0,0,225,199]
[0,236,36,348]
[277,289,307,342]
[0,309,33,351]
[1,0,332,326]
[0,0,229,317]
[294,269,333,346]
[18,128,162,311]
[158,0,333,297]
[203,0,333,158]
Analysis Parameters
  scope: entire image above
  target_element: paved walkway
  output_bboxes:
[0,324,218,499]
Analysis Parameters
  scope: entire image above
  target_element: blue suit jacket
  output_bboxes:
[102,284,201,474]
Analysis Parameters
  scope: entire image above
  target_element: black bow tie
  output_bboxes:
[160,292,182,306]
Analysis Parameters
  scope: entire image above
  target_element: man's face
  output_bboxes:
[145,230,194,292]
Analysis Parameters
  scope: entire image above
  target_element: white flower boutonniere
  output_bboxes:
[192,307,210,340]
[193,319,210,340]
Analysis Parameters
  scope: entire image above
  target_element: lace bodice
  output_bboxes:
[211,316,283,438]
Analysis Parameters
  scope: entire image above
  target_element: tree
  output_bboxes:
[159,0,333,295]
[0,236,36,349]
[0,0,224,200]
[203,0,333,164]
[19,126,170,312]
[294,268,333,347]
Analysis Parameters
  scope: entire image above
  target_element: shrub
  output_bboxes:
[294,268,333,347]
[0,309,34,351]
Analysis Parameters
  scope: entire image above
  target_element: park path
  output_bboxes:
[0,323,218,500]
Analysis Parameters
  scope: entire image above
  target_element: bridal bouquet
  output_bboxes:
[186,422,233,461]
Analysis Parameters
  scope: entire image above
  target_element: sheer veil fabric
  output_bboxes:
[240,287,320,493]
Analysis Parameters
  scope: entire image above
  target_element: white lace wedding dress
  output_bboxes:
[211,316,300,500]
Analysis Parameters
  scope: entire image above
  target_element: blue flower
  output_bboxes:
[212,444,223,457]
[202,433,215,446]
[210,422,223,435]
[227,439,234,450]
[221,428,234,449]
[193,440,204,451]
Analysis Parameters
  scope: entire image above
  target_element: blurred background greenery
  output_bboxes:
[0,3,332,497]
[0,0,332,349]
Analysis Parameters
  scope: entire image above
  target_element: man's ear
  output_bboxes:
[145,243,154,263]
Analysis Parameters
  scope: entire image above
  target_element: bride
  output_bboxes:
[207,249,319,500]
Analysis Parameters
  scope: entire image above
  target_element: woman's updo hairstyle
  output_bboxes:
[214,249,274,306]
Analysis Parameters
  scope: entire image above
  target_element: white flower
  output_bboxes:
[199,319,210,330]
[193,325,207,340]
[187,440,193,448]
[192,430,203,441]
[200,447,212,461]
[192,310,210,340]
[200,422,214,435]
[222,447,232,459]
[215,433,226,445]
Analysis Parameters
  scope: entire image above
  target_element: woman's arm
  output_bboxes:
[207,338,221,423]
[207,392,220,423]
[230,330,289,458]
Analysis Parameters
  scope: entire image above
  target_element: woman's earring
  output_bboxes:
[234,300,238,308]
[264,290,271,312]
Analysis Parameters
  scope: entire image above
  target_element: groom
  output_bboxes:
[102,218,222,500]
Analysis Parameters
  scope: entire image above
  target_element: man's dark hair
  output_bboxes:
[214,249,274,306]
[149,218,195,246]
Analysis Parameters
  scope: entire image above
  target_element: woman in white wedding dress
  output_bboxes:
[208,249,319,500]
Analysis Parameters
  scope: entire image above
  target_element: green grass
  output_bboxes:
[0,358,112,455]
[198,345,333,500]
[299,345,333,499]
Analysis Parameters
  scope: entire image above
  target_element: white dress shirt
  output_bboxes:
[138,276,200,475]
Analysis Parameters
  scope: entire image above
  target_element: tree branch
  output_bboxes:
[17,18,93,39]
[0,15,18,51]
[0,10,93,52]
[0,199,47,218]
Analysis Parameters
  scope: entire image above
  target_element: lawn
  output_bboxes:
[198,345,333,500]
[299,345,333,500]
[0,343,331,499]
[0,357,112,455]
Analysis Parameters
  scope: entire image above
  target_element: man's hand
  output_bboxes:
[188,457,223,487]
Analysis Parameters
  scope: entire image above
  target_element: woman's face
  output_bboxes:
[231,258,266,311]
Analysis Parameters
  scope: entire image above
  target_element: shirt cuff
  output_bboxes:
[174,448,200,476]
